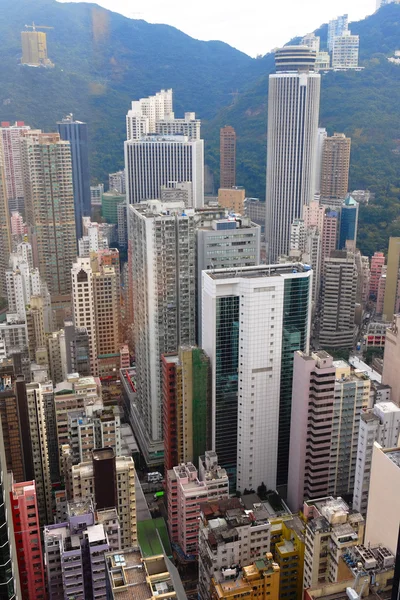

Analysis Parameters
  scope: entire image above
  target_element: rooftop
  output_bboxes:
[86,524,107,544]
[386,447,400,468]
[205,263,310,281]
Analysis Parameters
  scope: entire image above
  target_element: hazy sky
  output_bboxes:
[60,0,376,56]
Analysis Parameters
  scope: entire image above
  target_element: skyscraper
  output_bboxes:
[382,314,400,406]
[319,250,357,348]
[202,263,311,492]
[0,121,31,213]
[10,480,47,600]
[220,125,236,189]
[57,115,91,240]
[265,46,320,262]
[126,89,173,140]
[370,252,385,298]
[0,164,11,298]
[320,133,351,202]
[338,195,359,250]
[21,131,77,299]
[332,31,360,69]
[125,135,204,208]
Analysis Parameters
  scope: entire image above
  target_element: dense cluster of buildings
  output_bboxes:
[0,5,399,598]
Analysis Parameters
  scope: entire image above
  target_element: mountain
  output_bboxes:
[0,0,400,255]
[204,4,400,255]
[0,0,267,181]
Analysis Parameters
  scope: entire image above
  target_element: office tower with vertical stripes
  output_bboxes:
[220,125,236,189]
[265,46,320,262]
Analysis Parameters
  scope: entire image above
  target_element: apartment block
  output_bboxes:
[44,499,112,600]
[126,88,173,140]
[370,251,385,298]
[0,121,30,213]
[71,450,136,549]
[272,517,305,600]
[320,133,351,202]
[21,131,76,299]
[327,14,349,52]
[10,480,46,600]
[353,401,400,515]
[211,554,280,600]
[0,364,25,482]
[332,31,360,69]
[162,347,211,471]
[166,452,229,556]
[108,170,125,194]
[218,187,245,214]
[303,497,364,588]
[198,498,272,599]
[0,166,12,298]
[383,237,400,322]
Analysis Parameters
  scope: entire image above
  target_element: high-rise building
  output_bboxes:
[198,497,272,599]
[57,115,91,241]
[382,314,400,406]
[320,133,351,202]
[338,195,359,250]
[21,131,77,299]
[383,238,400,322]
[166,452,229,556]
[202,264,311,492]
[156,111,201,139]
[0,413,21,600]
[101,191,125,225]
[219,125,236,189]
[321,210,339,268]
[126,89,173,140]
[71,253,120,377]
[332,31,360,69]
[327,14,349,52]
[128,200,197,462]
[288,352,369,510]
[125,135,204,208]
[303,497,364,588]
[217,187,245,213]
[71,450,137,549]
[90,183,104,207]
[21,29,52,67]
[265,46,320,262]
[108,169,126,194]
[365,443,400,553]
[196,215,260,342]
[0,164,11,298]
[370,252,385,298]
[0,121,31,213]
[0,365,25,482]
[301,32,320,52]
[162,347,211,471]
[353,401,400,515]
[10,480,46,600]
[64,322,91,377]
[24,382,53,526]
[319,250,357,348]
[314,128,327,193]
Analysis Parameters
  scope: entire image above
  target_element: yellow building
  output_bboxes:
[21,31,48,66]
[383,236,400,322]
[211,554,280,600]
[218,187,246,214]
[271,517,305,600]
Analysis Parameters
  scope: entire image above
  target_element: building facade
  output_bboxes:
[202,264,311,492]
[219,126,236,189]
[382,314,400,406]
[265,46,320,262]
[320,133,351,202]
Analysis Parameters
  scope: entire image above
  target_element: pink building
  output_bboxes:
[303,199,325,233]
[287,351,336,512]
[370,252,385,298]
[10,211,24,236]
[166,452,229,556]
[10,480,47,600]
[321,211,338,267]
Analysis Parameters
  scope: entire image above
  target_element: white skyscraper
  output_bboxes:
[353,401,400,515]
[265,46,321,262]
[125,135,204,208]
[332,31,360,69]
[71,257,98,375]
[201,263,312,492]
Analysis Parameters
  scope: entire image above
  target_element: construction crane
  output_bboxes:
[24,22,54,31]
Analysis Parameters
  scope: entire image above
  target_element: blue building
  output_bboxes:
[338,195,359,250]
[57,115,91,240]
